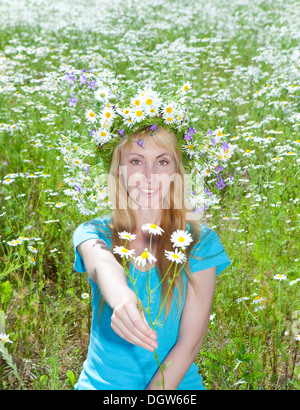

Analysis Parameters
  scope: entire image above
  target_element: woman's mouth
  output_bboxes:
[138,188,159,197]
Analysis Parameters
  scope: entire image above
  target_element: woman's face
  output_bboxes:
[118,135,177,209]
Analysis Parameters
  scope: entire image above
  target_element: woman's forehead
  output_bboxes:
[121,137,170,156]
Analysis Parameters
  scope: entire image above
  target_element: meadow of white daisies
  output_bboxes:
[0,0,299,390]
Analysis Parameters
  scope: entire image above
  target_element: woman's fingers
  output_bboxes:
[111,319,157,352]
[111,302,158,351]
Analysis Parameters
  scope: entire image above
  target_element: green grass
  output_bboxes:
[0,0,299,390]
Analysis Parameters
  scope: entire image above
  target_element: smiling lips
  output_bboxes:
[138,188,159,197]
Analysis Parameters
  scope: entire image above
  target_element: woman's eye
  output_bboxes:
[130,160,168,165]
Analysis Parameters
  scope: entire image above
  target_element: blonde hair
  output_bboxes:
[104,125,204,320]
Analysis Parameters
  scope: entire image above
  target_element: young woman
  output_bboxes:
[72,125,231,390]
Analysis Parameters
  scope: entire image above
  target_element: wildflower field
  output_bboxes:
[0,0,299,390]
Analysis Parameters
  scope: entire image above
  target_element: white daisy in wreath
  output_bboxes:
[100,105,115,124]
[142,223,165,236]
[160,100,179,117]
[93,128,112,145]
[170,229,193,250]
[135,248,157,268]
[129,106,147,124]
[140,87,162,109]
[165,248,187,264]
[113,245,135,260]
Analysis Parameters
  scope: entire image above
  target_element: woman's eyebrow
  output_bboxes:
[128,153,171,158]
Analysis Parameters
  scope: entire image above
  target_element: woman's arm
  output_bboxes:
[146,266,217,390]
[77,238,158,352]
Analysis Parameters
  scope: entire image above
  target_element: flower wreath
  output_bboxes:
[56,67,237,216]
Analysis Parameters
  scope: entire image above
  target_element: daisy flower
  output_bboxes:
[160,101,179,125]
[145,105,160,118]
[170,229,193,250]
[120,106,131,119]
[213,127,223,142]
[27,245,37,253]
[101,106,115,124]
[141,223,165,236]
[85,109,97,123]
[165,248,187,264]
[113,245,135,260]
[140,87,162,108]
[28,255,36,265]
[181,81,192,93]
[295,334,300,341]
[289,279,300,286]
[81,293,89,299]
[0,333,13,343]
[131,93,144,108]
[252,296,264,304]
[129,106,147,124]
[135,248,157,268]
[93,128,112,145]
[94,87,110,102]
[118,231,137,241]
[273,274,287,281]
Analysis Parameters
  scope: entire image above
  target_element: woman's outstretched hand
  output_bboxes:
[111,292,158,352]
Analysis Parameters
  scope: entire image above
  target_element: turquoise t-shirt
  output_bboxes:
[72,215,231,390]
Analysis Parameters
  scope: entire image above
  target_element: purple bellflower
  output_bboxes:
[67,94,78,107]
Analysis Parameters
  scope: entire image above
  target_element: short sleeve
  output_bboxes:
[72,217,112,273]
[189,224,232,277]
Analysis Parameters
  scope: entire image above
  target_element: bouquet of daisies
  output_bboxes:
[113,222,194,390]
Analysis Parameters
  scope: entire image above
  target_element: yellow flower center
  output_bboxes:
[136,110,143,117]
[135,99,140,106]
[124,109,130,114]
[90,112,95,117]
[166,107,172,113]
[150,108,155,113]
[184,85,188,91]
[172,254,179,258]
[122,248,128,253]
[150,224,157,229]
[105,112,111,118]
[100,92,105,98]
[146,98,152,105]
[101,131,107,137]
[178,237,185,242]
[167,117,173,122]
[141,251,149,259]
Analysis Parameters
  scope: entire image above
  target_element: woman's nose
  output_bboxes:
[142,166,159,187]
